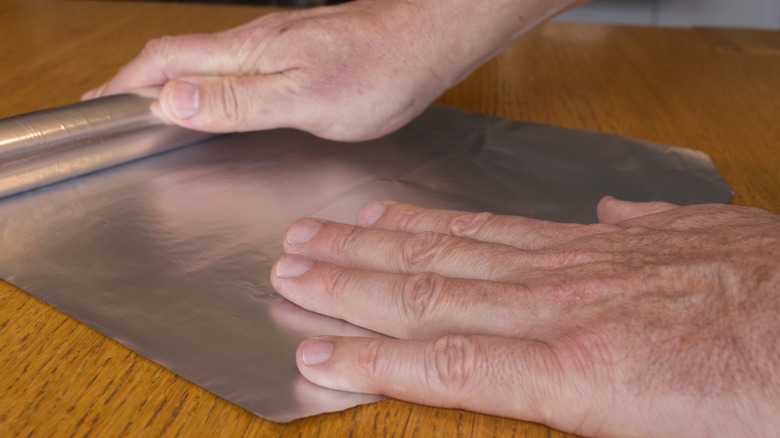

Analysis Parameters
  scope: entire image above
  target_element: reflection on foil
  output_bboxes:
[0,95,212,198]
[0,96,732,422]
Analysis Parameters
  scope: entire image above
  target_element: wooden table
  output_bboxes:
[1,1,779,436]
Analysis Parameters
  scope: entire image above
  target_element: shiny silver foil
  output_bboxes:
[0,95,732,422]
[0,95,212,199]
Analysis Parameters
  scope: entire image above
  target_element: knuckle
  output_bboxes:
[321,266,353,300]
[141,35,177,63]
[329,226,363,258]
[216,77,243,128]
[397,272,445,329]
[356,339,386,381]
[448,212,495,238]
[394,208,424,232]
[400,231,445,271]
[426,336,479,394]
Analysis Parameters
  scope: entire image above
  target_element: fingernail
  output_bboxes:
[287,219,322,245]
[169,80,199,119]
[358,202,386,227]
[301,337,334,366]
[275,255,313,278]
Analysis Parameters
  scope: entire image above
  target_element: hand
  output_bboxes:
[270,197,780,437]
[81,0,583,140]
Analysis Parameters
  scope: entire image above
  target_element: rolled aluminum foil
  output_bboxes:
[0,95,211,199]
[0,95,732,421]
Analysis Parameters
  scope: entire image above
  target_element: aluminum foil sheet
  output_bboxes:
[0,95,732,422]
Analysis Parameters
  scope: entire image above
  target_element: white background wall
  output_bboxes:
[558,0,780,29]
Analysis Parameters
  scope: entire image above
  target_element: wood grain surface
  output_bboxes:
[1,1,779,436]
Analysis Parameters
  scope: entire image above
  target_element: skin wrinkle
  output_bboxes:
[448,211,495,239]
[395,206,425,233]
[556,328,617,432]
[466,339,507,409]
[408,277,507,338]
[328,222,366,261]
[218,77,242,128]
[399,231,449,273]
[271,68,305,100]
[480,245,526,280]
[356,338,388,392]
[403,276,513,338]
[449,238,518,280]
[398,272,448,338]
[427,336,479,406]
[270,10,426,137]
[231,26,278,75]
[463,280,522,336]
[142,36,175,75]
[319,265,352,320]
[524,340,570,426]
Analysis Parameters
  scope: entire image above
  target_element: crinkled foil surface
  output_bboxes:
[0,95,732,422]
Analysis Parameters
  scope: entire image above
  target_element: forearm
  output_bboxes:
[384,0,589,87]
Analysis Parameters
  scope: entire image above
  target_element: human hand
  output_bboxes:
[81,0,583,140]
[271,197,780,437]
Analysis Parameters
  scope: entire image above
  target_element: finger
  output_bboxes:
[282,218,612,281]
[296,335,596,434]
[271,255,556,339]
[266,298,386,338]
[81,83,106,101]
[82,84,162,101]
[151,73,307,132]
[597,196,679,224]
[357,201,618,250]
[95,31,257,98]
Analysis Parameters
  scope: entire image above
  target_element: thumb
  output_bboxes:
[154,75,303,133]
[296,335,591,432]
[597,196,679,224]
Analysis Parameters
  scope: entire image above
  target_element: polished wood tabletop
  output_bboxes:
[1,1,779,436]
